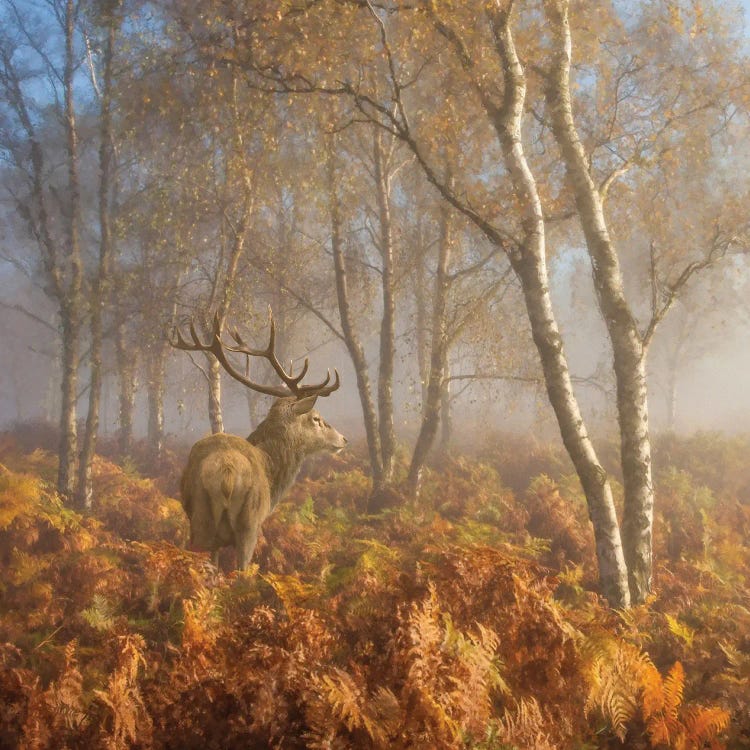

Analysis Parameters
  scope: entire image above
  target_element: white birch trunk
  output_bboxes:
[373,129,397,483]
[407,199,453,497]
[487,8,631,607]
[207,357,224,434]
[543,0,654,603]
[58,0,83,500]
[327,142,385,495]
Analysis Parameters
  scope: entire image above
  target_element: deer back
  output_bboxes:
[181,433,272,544]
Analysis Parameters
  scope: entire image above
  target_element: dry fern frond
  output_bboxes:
[682,705,731,747]
[584,636,730,749]
[665,613,695,647]
[181,585,223,653]
[317,669,367,734]
[94,634,152,750]
[18,639,87,750]
[493,697,556,750]
[585,640,649,740]
[661,661,685,723]
[309,668,400,747]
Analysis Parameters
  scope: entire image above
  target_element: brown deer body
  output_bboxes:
[173,313,345,570]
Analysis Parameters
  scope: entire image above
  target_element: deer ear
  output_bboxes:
[293,395,318,415]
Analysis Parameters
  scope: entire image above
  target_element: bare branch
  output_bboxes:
[0,300,57,332]
[598,162,632,203]
[642,228,735,349]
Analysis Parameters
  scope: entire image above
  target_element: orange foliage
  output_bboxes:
[0,431,746,748]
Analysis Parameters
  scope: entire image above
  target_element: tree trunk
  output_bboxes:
[666,381,677,433]
[205,116,253,436]
[412,219,430,408]
[373,129,397,483]
[439,357,453,454]
[57,305,79,499]
[77,306,102,509]
[407,200,453,497]
[327,139,385,498]
[245,388,262,432]
[115,320,137,455]
[487,8,631,607]
[663,322,687,433]
[147,349,167,461]
[76,11,118,509]
[44,340,60,424]
[207,356,224,434]
[543,0,653,603]
[57,0,84,501]
[665,360,678,432]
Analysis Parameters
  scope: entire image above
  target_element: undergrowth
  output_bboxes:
[0,430,747,748]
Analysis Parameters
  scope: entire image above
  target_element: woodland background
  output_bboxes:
[1,0,750,747]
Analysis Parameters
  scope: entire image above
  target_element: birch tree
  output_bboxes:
[541,0,746,601]
[75,0,122,508]
[0,0,85,500]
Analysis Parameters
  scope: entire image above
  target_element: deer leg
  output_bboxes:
[211,547,220,569]
[236,524,260,571]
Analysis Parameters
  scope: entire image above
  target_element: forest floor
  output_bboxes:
[0,426,749,749]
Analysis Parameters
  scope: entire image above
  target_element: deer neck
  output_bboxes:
[247,427,306,508]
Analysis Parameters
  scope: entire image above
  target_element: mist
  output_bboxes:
[1,0,749,599]
[4,3,750,745]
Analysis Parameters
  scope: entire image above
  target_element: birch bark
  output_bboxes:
[207,358,224,434]
[373,129,397,483]
[115,319,136,455]
[204,79,254,435]
[407,200,453,497]
[57,0,84,500]
[328,143,385,494]
[147,351,167,461]
[543,0,653,603]
[462,5,630,606]
[77,8,119,508]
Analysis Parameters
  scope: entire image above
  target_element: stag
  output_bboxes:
[172,312,346,570]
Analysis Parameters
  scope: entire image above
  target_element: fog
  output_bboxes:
[2,250,748,446]
[1,0,749,502]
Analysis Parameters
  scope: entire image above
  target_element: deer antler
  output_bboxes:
[171,310,340,399]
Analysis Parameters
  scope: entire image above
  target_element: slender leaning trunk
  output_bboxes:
[615,351,653,602]
[77,300,103,508]
[412,220,430,408]
[439,358,453,454]
[327,142,384,494]
[373,130,397,482]
[664,326,686,433]
[57,0,83,500]
[207,357,224,434]
[58,305,80,498]
[511,246,631,606]
[206,146,252,437]
[407,201,453,497]
[117,346,136,456]
[665,364,678,433]
[147,349,167,461]
[77,13,118,508]
[488,8,630,607]
[116,320,137,455]
[543,0,653,603]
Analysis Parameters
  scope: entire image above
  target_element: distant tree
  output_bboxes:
[0,0,88,499]
[76,0,123,508]
[405,189,512,497]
